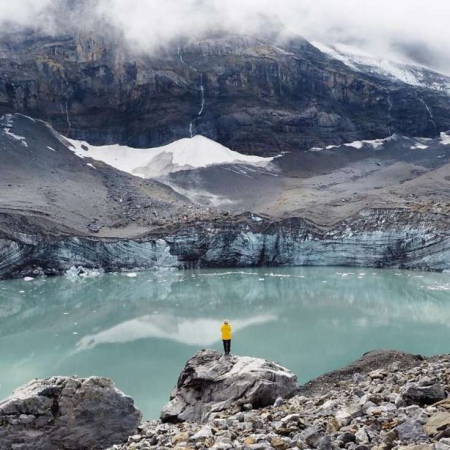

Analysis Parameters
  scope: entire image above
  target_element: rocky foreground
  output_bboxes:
[3,349,450,450]
[112,350,450,450]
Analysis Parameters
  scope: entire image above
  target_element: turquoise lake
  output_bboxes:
[0,267,449,419]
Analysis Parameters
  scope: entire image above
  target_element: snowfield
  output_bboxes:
[66,135,274,178]
[312,42,450,94]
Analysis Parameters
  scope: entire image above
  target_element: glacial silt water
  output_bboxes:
[0,267,449,419]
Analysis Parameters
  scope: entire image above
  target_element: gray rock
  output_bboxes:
[401,383,446,406]
[0,376,141,450]
[355,428,370,444]
[191,425,214,441]
[301,426,325,448]
[396,419,427,442]
[161,349,298,423]
[318,436,332,450]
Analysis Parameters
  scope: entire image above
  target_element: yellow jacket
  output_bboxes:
[221,323,232,340]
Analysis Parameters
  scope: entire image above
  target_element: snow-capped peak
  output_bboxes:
[312,41,450,94]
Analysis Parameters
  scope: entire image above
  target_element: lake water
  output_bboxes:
[1,267,449,419]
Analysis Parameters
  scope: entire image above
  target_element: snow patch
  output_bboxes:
[47,146,56,152]
[66,135,274,178]
[411,143,429,150]
[325,136,391,151]
[4,128,28,147]
[440,132,450,145]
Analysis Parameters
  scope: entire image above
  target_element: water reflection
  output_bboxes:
[75,314,276,351]
[0,267,449,419]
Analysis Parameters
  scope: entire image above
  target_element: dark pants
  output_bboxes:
[222,340,231,354]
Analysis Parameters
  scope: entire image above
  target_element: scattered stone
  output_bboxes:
[271,436,289,450]
[355,427,370,444]
[301,426,324,448]
[396,419,427,442]
[401,383,446,406]
[424,412,450,436]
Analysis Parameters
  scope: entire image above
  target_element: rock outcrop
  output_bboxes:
[161,349,298,423]
[0,376,141,450]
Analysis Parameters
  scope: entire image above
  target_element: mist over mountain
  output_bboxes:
[1,0,450,75]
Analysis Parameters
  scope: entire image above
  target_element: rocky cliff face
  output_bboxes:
[1,26,450,155]
[1,209,449,280]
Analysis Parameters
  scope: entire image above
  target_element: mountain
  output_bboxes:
[1,25,450,156]
[0,113,218,237]
[1,21,450,278]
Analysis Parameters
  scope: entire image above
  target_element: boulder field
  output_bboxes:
[3,350,450,450]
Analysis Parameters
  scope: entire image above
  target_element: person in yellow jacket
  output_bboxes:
[221,320,232,355]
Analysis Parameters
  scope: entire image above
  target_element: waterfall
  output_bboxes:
[60,100,72,136]
[387,93,393,135]
[416,94,438,133]
[177,36,205,138]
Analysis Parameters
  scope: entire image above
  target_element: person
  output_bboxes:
[221,320,232,355]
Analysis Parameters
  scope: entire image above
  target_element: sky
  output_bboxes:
[1,0,450,74]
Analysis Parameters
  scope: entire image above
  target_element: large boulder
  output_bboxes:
[161,349,298,423]
[0,376,142,450]
[401,382,446,406]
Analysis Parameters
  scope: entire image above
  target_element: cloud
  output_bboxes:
[1,0,450,74]
[0,0,53,28]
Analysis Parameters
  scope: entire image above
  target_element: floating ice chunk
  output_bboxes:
[126,273,138,278]
[65,266,104,280]
[23,277,34,281]
[426,284,450,291]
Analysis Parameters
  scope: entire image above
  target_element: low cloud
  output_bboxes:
[1,0,450,74]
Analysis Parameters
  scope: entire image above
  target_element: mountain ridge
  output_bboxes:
[1,27,450,155]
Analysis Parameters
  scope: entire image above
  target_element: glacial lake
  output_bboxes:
[0,267,449,419]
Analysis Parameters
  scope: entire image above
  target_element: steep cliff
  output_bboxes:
[1,209,449,279]
[1,26,450,155]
